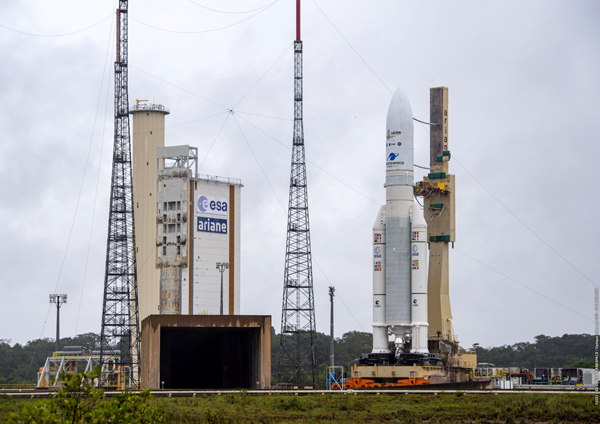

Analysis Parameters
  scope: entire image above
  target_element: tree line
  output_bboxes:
[1,331,595,385]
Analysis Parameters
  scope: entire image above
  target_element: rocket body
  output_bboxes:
[372,88,428,355]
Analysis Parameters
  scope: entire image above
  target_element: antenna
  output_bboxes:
[99,0,140,389]
[278,0,318,388]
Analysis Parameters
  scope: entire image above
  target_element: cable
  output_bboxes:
[454,248,592,322]
[130,2,278,35]
[232,114,285,209]
[129,66,229,110]
[414,164,431,170]
[198,113,231,171]
[413,118,438,126]
[310,0,392,94]
[233,42,293,109]
[188,0,279,14]
[235,110,292,121]
[0,14,112,37]
[452,157,598,288]
[235,114,381,205]
[312,260,365,331]
[75,15,115,335]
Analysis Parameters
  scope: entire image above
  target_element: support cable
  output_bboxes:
[452,157,598,288]
[75,16,116,334]
[188,0,279,14]
[236,114,381,205]
[233,42,293,109]
[310,0,392,94]
[130,1,279,35]
[232,114,285,209]
[455,248,592,322]
[0,14,112,37]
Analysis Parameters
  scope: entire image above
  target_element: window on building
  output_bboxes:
[177,235,180,244]
[177,213,180,222]
[163,214,167,223]
[168,201,176,211]
[177,201,181,210]
[163,202,167,211]
[163,236,167,245]
[168,224,176,233]
[162,246,166,256]
[162,225,166,234]
[177,223,180,233]
[177,246,181,255]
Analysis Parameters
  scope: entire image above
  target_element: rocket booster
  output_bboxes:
[372,88,428,355]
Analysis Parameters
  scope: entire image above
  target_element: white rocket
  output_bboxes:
[372,87,429,356]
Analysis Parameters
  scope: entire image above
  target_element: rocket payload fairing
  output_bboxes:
[372,88,429,356]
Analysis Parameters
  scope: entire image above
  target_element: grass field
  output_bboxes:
[1,392,599,423]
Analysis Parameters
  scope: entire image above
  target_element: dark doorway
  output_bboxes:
[160,327,260,389]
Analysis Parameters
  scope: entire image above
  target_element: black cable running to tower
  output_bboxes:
[99,0,140,389]
[278,0,318,388]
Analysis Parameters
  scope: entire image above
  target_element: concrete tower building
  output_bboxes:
[131,102,170,322]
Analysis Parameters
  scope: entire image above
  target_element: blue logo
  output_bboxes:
[397,142,402,146]
[388,152,399,161]
[412,245,418,256]
[197,195,228,216]
[374,246,382,258]
[198,195,208,212]
[413,298,418,306]
[197,217,228,234]
[375,300,381,307]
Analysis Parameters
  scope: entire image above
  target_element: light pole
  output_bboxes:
[216,262,229,315]
[329,287,335,367]
[49,294,67,353]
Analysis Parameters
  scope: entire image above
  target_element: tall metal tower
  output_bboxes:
[99,0,140,388]
[278,0,317,387]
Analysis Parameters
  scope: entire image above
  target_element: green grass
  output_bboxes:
[1,392,599,423]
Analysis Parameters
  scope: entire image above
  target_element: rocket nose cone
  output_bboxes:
[385,88,414,173]
[386,87,414,139]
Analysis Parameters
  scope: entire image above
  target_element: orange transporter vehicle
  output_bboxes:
[343,377,429,389]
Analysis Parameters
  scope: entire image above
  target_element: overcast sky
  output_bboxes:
[1,0,599,351]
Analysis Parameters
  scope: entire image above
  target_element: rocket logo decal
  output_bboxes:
[374,233,382,243]
[412,231,419,241]
[374,261,382,271]
[412,260,419,270]
[388,152,400,161]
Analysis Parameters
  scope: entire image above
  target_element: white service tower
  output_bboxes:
[372,88,429,357]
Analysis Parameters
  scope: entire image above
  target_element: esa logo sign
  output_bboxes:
[197,195,228,216]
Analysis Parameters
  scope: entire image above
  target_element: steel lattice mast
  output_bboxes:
[278,0,317,387]
[99,0,140,388]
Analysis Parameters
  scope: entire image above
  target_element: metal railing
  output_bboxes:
[129,103,170,113]
[194,173,242,185]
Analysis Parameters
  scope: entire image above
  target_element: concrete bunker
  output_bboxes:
[141,315,271,390]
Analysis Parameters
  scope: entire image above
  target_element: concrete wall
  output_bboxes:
[131,105,169,322]
[140,315,271,390]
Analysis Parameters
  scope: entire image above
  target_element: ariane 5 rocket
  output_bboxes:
[372,87,429,358]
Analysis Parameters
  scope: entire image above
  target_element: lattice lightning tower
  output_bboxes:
[278,0,317,387]
[99,0,140,388]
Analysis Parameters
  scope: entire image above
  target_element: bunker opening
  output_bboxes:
[159,327,261,389]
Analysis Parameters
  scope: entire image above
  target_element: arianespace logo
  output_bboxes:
[197,195,228,216]
[374,246,382,259]
[388,152,400,161]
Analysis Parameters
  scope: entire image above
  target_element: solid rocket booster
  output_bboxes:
[372,87,428,354]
